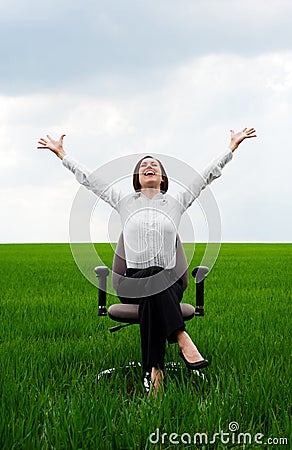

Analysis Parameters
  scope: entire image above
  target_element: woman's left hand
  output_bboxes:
[229,128,257,152]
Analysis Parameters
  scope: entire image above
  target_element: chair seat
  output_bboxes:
[108,303,195,324]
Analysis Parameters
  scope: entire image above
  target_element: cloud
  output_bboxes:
[1,50,292,242]
[1,0,292,94]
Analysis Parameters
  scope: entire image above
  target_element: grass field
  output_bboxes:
[0,243,291,449]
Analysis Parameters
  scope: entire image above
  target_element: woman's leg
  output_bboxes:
[118,267,190,390]
[149,367,165,397]
[117,267,168,376]
[138,268,186,371]
[139,293,167,373]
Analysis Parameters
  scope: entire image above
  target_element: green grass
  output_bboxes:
[0,243,291,449]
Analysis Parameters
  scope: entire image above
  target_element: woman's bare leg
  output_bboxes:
[176,330,205,363]
[149,367,165,397]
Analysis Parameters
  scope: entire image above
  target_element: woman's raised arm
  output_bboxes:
[177,127,257,211]
[37,133,122,210]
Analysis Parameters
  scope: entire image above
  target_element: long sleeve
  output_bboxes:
[62,155,121,210]
[177,149,233,211]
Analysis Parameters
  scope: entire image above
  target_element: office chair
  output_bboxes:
[95,234,209,390]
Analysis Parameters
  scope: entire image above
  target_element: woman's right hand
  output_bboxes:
[37,134,67,160]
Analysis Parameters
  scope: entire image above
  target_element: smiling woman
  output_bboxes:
[37,127,256,395]
[133,155,169,196]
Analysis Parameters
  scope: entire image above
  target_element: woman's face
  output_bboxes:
[138,157,163,190]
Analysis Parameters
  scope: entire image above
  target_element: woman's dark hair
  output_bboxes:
[133,155,169,193]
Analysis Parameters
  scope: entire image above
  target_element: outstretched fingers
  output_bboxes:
[245,127,257,138]
[37,133,66,151]
[229,127,257,152]
[37,137,48,148]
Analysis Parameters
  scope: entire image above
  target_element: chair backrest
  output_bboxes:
[112,234,188,292]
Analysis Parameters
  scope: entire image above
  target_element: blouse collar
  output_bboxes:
[138,191,164,200]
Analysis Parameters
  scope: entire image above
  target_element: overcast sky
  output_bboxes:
[1,0,291,243]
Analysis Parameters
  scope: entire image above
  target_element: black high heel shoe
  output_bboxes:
[179,351,209,370]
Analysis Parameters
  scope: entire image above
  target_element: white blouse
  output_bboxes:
[63,150,233,269]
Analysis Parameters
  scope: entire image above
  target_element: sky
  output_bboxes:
[1,0,291,243]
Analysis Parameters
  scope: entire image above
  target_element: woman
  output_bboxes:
[37,127,256,395]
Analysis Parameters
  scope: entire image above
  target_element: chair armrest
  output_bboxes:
[94,266,110,316]
[192,266,209,282]
[191,266,209,316]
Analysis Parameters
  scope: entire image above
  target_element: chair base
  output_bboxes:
[97,361,207,393]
